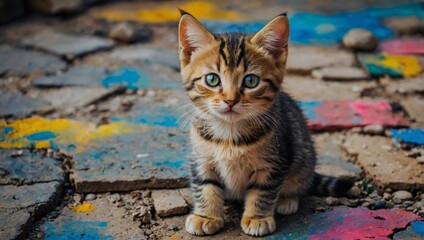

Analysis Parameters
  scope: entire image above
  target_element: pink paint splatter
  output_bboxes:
[380,38,424,55]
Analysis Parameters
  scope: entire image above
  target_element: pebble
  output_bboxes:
[383,192,392,201]
[339,197,352,206]
[73,194,83,203]
[107,193,122,203]
[350,186,361,198]
[392,190,413,200]
[325,196,340,206]
[343,28,378,51]
[386,202,394,208]
[373,200,386,209]
[406,206,414,211]
[392,197,402,204]
[109,23,136,43]
[369,190,379,198]
[168,223,179,231]
[362,202,370,207]
[85,193,96,201]
[363,124,384,135]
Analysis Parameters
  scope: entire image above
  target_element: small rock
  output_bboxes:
[417,155,424,164]
[392,190,413,200]
[383,16,424,35]
[168,223,179,231]
[349,186,361,197]
[369,190,379,198]
[362,202,370,207]
[145,229,152,235]
[373,200,386,209]
[392,197,402,204]
[107,193,121,204]
[85,193,96,201]
[406,206,414,211]
[151,190,188,217]
[315,206,326,212]
[386,202,394,208]
[73,194,83,203]
[413,201,424,210]
[363,124,384,135]
[325,196,340,206]
[340,197,353,206]
[383,192,392,201]
[343,28,378,51]
[109,23,135,43]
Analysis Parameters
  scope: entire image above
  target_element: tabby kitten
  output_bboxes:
[178,11,353,237]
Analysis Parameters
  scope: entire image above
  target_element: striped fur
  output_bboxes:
[178,12,353,237]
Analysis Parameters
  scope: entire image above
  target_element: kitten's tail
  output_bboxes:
[310,173,354,196]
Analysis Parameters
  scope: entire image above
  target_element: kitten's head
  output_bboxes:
[178,11,289,122]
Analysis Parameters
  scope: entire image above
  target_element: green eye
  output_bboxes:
[205,73,220,87]
[243,74,259,88]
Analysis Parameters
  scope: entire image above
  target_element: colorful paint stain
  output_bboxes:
[101,67,180,90]
[359,54,422,78]
[394,221,424,240]
[111,106,179,128]
[267,207,420,240]
[69,202,96,213]
[42,219,113,240]
[298,101,409,131]
[391,128,424,145]
[380,38,424,55]
[0,117,134,152]
[93,1,243,23]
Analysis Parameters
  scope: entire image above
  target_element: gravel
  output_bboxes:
[392,190,413,200]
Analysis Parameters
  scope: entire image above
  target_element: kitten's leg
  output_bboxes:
[185,161,225,236]
[276,196,299,215]
[241,172,280,237]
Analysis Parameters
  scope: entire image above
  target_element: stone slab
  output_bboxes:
[22,29,114,58]
[314,134,362,179]
[380,38,424,55]
[0,149,64,185]
[311,66,369,81]
[283,76,377,101]
[267,207,420,239]
[358,54,422,78]
[393,221,424,240]
[71,126,189,193]
[391,128,424,146]
[343,134,424,190]
[0,45,66,76]
[151,190,188,217]
[0,209,32,240]
[298,101,409,131]
[0,91,49,117]
[286,46,355,74]
[40,197,145,239]
[32,66,108,87]
[401,97,424,125]
[110,45,180,70]
[384,75,424,95]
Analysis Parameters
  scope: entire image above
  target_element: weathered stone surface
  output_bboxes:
[286,46,355,74]
[401,96,424,125]
[0,149,64,185]
[393,221,424,240]
[0,45,66,75]
[41,197,145,239]
[32,66,108,87]
[109,45,180,70]
[383,16,424,35]
[71,126,189,193]
[108,22,136,43]
[342,28,378,51]
[22,29,114,58]
[383,76,424,95]
[0,209,32,240]
[30,87,118,109]
[178,188,193,206]
[314,133,362,179]
[311,67,369,81]
[29,0,82,14]
[268,207,420,239]
[299,101,409,131]
[151,190,188,217]
[343,134,424,190]
[0,0,24,23]
[0,91,49,117]
[283,75,376,101]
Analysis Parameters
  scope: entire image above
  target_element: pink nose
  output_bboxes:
[224,100,238,108]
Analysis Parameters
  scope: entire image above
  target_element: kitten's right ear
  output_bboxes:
[178,10,215,67]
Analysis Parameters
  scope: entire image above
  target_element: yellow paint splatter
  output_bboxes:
[93,1,244,23]
[0,117,135,151]
[370,54,422,77]
[169,234,180,240]
[69,202,96,213]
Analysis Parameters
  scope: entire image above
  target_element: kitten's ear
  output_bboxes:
[178,10,215,66]
[251,13,289,60]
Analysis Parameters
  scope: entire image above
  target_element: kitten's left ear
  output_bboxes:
[178,10,215,67]
[251,13,289,60]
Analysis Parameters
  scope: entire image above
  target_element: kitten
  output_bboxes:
[178,11,353,237]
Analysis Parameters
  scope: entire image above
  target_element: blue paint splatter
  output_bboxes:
[42,219,114,240]
[2,126,13,135]
[111,106,179,128]
[204,3,424,45]
[26,131,57,141]
[152,159,185,169]
[391,128,424,145]
[297,101,321,120]
[411,221,424,237]
[102,67,146,90]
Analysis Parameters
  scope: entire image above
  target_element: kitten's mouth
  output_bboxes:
[223,109,239,115]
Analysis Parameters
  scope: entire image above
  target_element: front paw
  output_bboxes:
[185,214,224,236]
[241,215,276,237]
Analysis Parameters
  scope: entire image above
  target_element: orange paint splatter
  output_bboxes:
[69,202,96,213]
